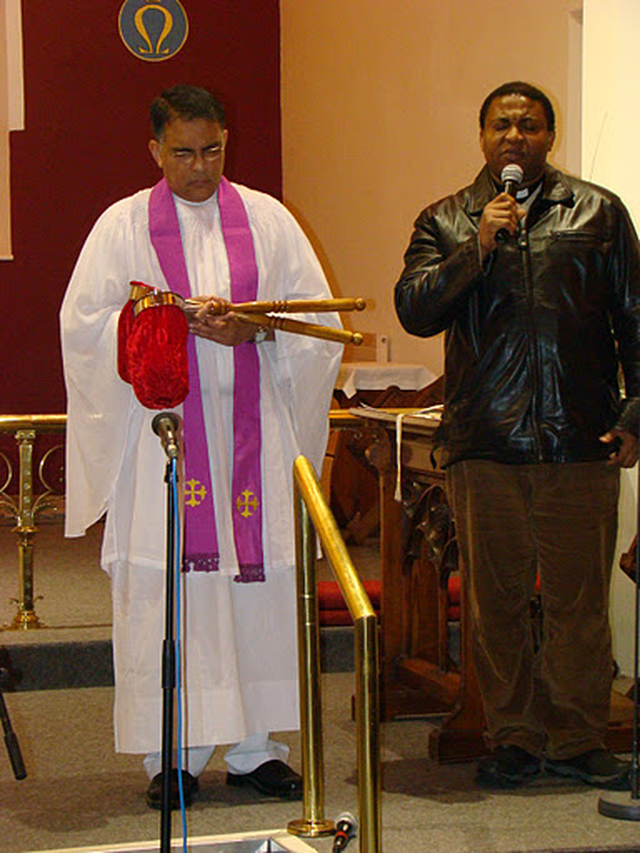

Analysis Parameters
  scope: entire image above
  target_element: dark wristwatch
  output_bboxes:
[252,326,268,343]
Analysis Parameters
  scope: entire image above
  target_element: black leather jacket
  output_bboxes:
[395,165,640,465]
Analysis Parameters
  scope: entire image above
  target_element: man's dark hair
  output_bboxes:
[150,84,226,140]
[479,81,555,132]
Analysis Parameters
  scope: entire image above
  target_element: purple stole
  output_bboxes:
[148,176,265,583]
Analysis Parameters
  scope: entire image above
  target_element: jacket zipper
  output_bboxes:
[518,223,543,461]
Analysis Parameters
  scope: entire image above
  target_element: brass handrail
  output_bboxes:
[288,455,381,852]
[0,414,67,629]
[0,415,67,433]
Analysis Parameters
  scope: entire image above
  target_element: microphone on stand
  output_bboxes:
[152,412,181,460]
[495,163,524,244]
[332,811,357,851]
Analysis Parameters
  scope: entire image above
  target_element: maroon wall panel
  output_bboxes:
[2,0,281,412]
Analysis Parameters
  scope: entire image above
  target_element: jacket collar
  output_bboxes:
[466,164,574,217]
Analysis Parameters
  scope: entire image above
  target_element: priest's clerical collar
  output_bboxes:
[491,172,544,203]
[514,175,544,202]
[173,188,220,207]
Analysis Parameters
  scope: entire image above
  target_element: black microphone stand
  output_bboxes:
[599,457,640,820]
[0,667,26,780]
[160,452,179,851]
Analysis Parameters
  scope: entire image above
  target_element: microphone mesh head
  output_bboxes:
[501,163,524,186]
[335,811,358,832]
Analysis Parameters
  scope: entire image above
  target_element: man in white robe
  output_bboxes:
[60,84,342,808]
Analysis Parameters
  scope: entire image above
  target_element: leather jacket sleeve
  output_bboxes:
[394,203,487,338]
[607,199,640,435]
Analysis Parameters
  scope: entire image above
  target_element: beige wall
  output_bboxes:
[582,0,639,676]
[281,0,581,373]
[0,0,24,261]
[0,1,10,259]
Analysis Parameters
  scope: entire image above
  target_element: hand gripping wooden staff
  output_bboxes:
[184,296,367,346]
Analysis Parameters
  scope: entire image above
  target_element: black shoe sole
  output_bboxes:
[145,774,199,810]
[226,772,302,800]
[546,764,629,791]
[145,793,198,810]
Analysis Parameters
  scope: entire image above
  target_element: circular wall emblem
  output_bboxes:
[118,1,189,62]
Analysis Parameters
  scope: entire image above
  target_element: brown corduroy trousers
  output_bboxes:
[446,459,620,760]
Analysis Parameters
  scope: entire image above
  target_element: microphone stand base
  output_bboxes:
[287,818,334,838]
[598,792,640,821]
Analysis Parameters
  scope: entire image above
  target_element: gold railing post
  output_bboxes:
[288,455,382,853]
[0,414,67,630]
[287,484,334,838]
[10,428,44,629]
[355,613,380,851]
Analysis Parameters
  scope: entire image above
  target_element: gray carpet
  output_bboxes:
[1,524,640,852]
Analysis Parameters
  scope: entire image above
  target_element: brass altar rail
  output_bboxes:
[0,414,67,629]
[288,455,381,852]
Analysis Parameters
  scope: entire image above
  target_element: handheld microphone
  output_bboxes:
[495,163,524,244]
[332,811,357,851]
[152,412,181,460]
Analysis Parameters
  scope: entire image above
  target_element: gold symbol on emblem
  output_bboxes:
[185,478,207,507]
[119,0,189,63]
[236,489,259,518]
[134,4,173,56]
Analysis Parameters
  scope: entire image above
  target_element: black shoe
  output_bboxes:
[226,759,302,800]
[476,745,541,789]
[145,769,199,810]
[545,749,630,790]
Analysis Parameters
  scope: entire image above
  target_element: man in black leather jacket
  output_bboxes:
[395,81,640,790]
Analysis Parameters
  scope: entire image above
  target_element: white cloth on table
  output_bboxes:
[336,361,435,398]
